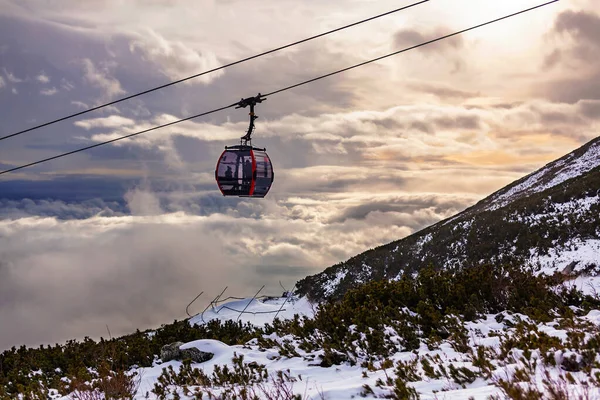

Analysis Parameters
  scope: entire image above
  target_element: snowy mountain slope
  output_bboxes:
[51,285,600,400]
[476,136,600,212]
[6,263,600,399]
[296,136,600,302]
[126,313,600,399]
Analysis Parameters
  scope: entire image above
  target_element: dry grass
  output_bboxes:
[69,369,143,400]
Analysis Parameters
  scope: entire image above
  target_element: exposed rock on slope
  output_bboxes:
[296,136,600,301]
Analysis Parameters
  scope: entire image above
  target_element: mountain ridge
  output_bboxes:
[295,135,600,301]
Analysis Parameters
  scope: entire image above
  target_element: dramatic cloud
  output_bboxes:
[129,29,224,84]
[0,198,125,220]
[0,211,237,350]
[391,25,468,75]
[74,115,137,130]
[79,99,600,172]
[36,73,50,83]
[538,9,600,102]
[3,68,23,83]
[0,186,473,350]
[0,75,5,88]
[71,100,89,109]
[406,81,480,100]
[80,58,126,101]
[61,79,75,91]
[393,27,465,54]
[579,99,600,119]
[554,10,600,49]
[40,87,58,96]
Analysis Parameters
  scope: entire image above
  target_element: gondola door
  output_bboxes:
[251,150,274,197]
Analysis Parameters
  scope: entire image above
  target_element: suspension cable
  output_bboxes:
[0,0,559,176]
[264,0,559,97]
[0,103,237,175]
[0,0,429,142]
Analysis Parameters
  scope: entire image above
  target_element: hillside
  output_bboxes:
[2,264,600,399]
[295,136,600,301]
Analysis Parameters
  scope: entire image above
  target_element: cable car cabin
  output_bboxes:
[215,145,274,197]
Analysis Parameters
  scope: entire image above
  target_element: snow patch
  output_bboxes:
[528,238,600,275]
[414,233,433,254]
[323,268,348,297]
[189,296,314,327]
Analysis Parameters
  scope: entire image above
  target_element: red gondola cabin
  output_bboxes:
[215,145,274,197]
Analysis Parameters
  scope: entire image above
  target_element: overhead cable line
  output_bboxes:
[0,0,559,176]
[264,0,559,97]
[0,103,238,175]
[0,0,429,142]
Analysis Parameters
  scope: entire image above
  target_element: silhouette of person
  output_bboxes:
[242,158,252,192]
[225,165,233,179]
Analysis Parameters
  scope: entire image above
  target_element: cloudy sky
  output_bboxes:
[0,0,598,350]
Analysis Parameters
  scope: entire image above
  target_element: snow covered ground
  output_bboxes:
[528,238,600,276]
[187,296,315,327]
[566,275,600,297]
[53,281,600,400]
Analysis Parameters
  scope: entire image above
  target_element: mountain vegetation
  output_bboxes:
[1,264,599,399]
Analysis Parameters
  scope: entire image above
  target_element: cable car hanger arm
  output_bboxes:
[235,93,267,145]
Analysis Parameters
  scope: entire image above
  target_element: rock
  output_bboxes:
[560,353,585,372]
[160,342,185,362]
[181,347,214,363]
[562,261,578,275]
[319,349,348,367]
[160,341,214,363]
